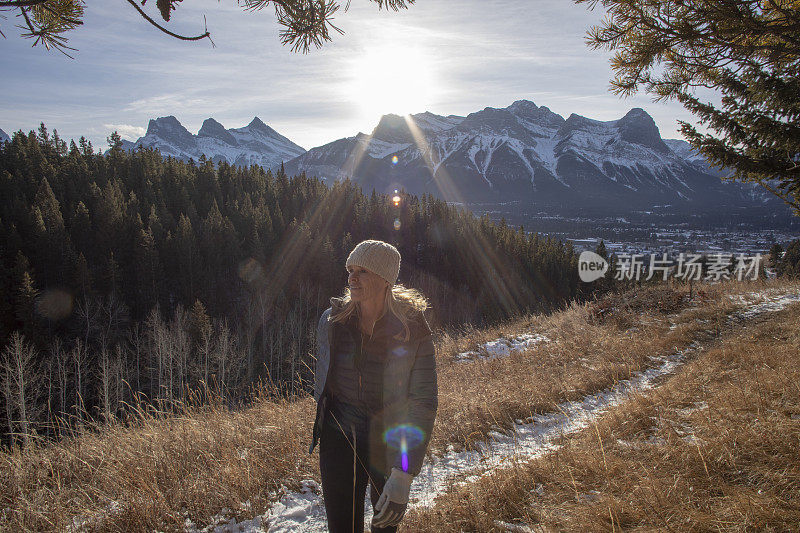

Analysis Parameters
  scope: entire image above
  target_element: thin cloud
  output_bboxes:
[103,124,146,141]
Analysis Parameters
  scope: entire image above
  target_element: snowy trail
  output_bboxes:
[193,290,800,533]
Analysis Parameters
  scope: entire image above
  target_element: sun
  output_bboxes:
[348,42,438,122]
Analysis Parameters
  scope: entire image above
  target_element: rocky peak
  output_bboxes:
[616,108,669,153]
[408,111,462,134]
[146,116,188,137]
[458,106,531,137]
[247,116,272,134]
[371,114,415,144]
[508,100,565,130]
[507,100,543,119]
[555,113,596,137]
[145,116,194,150]
[198,118,236,145]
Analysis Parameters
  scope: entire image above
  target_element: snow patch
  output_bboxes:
[359,138,411,159]
[493,519,536,532]
[729,291,800,319]
[527,135,568,186]
[456,333,550,362]
[410,112,464,134]
[265,480,326,532]
[67,500,123,532]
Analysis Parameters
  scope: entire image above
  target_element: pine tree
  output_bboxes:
[103,252,121,296]
[33,178,64,233]
[37,123,50,146]
[14,270,38,339]
[78,136,93,156]
[779,239,800,277]
[769,243,784,270]
[595,240,608,260]
[174,214,197,302]
[73,252,92,298]
[133,227,161,315]
[71,201,92,256]
[576,0,800,214]
[189,299,212,348]
[31,178,67,286]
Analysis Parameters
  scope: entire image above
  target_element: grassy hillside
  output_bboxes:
[1,279,798,531]
[404,285,800,531]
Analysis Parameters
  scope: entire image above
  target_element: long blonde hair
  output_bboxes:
[331,284,429,341]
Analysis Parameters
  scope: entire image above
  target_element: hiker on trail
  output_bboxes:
[309,239,438,532]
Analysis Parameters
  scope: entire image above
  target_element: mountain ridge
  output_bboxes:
[284,100,780,213]
[97,101,786,214]
[121,116,305,169]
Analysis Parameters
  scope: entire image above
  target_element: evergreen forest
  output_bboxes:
[0,127,582,445]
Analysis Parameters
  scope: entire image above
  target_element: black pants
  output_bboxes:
[319,414,397,533]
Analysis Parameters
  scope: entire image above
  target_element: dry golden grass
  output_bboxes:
[0,390,318,531]
[428,281,749,455]
[402,286,800,532]
[0,279,795,531]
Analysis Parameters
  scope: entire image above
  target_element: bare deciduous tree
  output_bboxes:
[128,322,145,395]
[70,338,87,432]
[1,332,42,447]
[100,292,130,347]
[212,320,243,394]
[98,340,113,422]
[98,340,128,422]
[145,307,168,400]
[74,297,100,348]
[169,305,191,400]
[50,338,69,422]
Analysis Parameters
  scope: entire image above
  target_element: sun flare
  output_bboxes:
[348,43,438,122]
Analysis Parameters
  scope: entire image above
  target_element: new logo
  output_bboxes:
[578,251,609,282]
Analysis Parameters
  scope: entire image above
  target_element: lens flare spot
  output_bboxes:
[35,289,73,321]
[238,258,264,284]
[384,424,425,456]
[393,218,401,231]
[391,155,399,165]
[390,345,409,357]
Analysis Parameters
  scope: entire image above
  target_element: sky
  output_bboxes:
[1,0,701,151]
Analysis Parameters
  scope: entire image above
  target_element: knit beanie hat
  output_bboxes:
[346,239,401,286]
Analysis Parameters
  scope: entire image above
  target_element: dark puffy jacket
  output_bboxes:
[309,298,438,476]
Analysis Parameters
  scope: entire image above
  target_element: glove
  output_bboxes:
[372,468,414,528]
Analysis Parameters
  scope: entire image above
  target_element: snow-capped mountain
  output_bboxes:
[663,138,734,180]
[284,101,777,212]
[0,128,10,144]
[121,116,305,169]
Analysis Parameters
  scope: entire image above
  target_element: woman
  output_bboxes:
[309,239,438,532]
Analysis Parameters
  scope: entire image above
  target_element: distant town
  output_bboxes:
[473,202,800,257]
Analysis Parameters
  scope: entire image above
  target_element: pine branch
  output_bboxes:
[0,0,50,6]
[756,179,800,213]
[18,5,77,58]
[124,0,210,42]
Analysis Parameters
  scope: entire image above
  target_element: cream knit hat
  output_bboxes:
[345,239,401,286]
